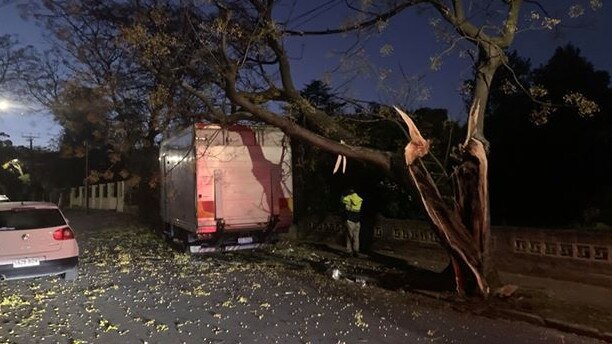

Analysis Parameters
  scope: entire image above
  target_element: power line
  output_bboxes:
[290,0,344,29]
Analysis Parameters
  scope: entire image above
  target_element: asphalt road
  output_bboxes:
[0,210,600,344]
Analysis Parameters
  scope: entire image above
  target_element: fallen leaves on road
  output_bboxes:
[98,318,119,332]
[0,213,449,343]
[0,294,30,311]
[354,309,368,329]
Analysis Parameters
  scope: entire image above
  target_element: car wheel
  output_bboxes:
[62,266,78,281]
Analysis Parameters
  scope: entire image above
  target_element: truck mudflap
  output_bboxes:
[189,243,266,254]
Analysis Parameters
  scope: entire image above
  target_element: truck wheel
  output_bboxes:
[62,266,78,282]
[156,224,168,240]
[164,223,176,243]
[183,232,198,255]
[179,237,191,254]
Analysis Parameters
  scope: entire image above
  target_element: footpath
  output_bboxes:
[278,239,612,342]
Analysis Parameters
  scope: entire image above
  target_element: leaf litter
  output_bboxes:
[0,213,477,343]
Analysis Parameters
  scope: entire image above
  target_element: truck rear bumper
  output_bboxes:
[189,243,267,253]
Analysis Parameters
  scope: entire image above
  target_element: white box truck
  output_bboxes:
[160,124,293,253]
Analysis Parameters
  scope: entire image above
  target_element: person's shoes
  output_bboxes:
[352,252,358,258]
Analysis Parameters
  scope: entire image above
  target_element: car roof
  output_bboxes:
[0,202,60,211]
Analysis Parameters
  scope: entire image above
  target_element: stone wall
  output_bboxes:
[299,216,612,287]
[494,227,612,287]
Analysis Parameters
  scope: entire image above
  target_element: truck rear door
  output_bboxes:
[214,160,273,230]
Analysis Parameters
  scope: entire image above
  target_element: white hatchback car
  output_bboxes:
[0,202,79,281]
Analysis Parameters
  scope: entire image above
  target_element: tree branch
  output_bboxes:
[180,82,226,122]
[223,71,392,170]
[284,1,422,36]
[452,0,465,20]
[493,0,523,48]
[428,0,492,43]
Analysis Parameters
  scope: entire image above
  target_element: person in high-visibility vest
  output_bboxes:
[341,188,363,257]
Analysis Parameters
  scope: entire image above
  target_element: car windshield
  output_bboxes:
[0,208,66,230]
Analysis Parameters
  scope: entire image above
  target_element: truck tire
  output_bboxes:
[183,232,199,255]
[168,226,191,254]
[156,224,168,240]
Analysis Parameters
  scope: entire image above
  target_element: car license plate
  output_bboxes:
[238,237,253,244]
[13,257,40,268]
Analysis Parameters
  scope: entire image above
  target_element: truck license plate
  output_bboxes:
[238,237,253,244]
[13,258,40,268]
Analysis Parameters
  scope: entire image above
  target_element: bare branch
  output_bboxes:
[524,0,550,17]
[452,0,465,20]
[180,82,225,122]
[494,0,523,48]
[428,0,492,43]
[284,1,421,36]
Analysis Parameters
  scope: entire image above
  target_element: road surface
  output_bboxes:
[0,210,599,343]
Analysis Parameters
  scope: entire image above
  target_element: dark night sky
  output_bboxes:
[283,0,612,118]
[1,1,610,147]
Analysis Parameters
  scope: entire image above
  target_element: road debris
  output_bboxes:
[495,285,519,298]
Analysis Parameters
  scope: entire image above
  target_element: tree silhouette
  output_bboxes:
[486,45,612,227]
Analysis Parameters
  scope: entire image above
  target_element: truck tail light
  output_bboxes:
[53,227,75,240]
[197,201,215,218]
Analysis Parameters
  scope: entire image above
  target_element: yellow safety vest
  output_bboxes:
[342,193,363,212]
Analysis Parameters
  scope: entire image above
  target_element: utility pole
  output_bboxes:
[21,133,40,150]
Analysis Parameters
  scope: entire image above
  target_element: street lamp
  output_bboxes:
[0,99,12,111]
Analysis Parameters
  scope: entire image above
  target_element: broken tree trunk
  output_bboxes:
[394,105,495,297]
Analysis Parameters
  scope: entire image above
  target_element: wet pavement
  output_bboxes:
[0,210,601,343]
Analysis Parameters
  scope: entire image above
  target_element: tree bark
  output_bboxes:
[456,138,500,288]
[407,157,490,295]
[395,48,503,295]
